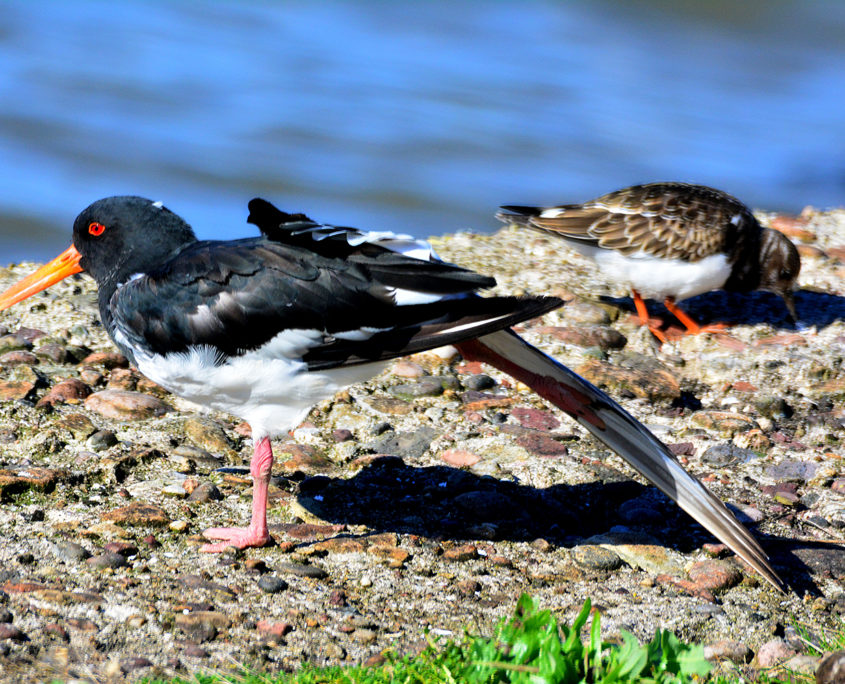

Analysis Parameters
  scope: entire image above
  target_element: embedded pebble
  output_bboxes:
[257,576,289,594]
[816,650,845,684]
[84,389,171,420]
[86,552,129,569]
[276,562,329,579]
[52,541,92,563]
[86,429,118,451]
[0,624,28,641]
[571,544,623,571]
[703,640,752,664]
[756,638,797,667]
[187,482,223,502]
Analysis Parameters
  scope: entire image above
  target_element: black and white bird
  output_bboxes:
[498,182,801,343]
[0,196,783,590]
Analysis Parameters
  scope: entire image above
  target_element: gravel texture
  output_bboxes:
[0,207,842,681]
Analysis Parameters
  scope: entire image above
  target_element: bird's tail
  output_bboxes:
[455,329,785,591]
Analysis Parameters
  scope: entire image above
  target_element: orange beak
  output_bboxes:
[0,245,84,311]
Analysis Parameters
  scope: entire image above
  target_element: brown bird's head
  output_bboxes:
[757,228,801,322]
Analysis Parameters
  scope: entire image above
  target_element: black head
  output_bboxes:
[72,196,197,290]
[757,228,801,321]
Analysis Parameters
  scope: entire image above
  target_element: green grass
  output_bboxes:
[145,594,825,684]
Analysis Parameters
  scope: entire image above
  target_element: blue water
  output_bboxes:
[0,1,844,263]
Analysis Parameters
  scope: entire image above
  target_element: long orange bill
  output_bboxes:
[0,245,84,311]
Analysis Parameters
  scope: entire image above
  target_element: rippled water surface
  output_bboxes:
[1,1,844,262]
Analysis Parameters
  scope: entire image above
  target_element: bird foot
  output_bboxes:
[200,526,271,552]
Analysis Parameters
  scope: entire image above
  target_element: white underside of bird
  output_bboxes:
[563,241,732,301]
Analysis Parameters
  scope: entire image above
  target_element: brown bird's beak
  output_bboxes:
[0,245,83,311]
[781,290,798,324]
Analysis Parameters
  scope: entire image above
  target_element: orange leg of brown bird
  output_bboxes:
[662,297,728,337]
[631,289,669,343]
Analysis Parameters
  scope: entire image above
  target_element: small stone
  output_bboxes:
[80,351,129,369]
[276,562,328,579]
[576,357,680,402]
[257,620,293,639]
[67,618,98,631]
[0,624,28,641]
[332,428,354,442]
[440,448,481,467]
[703,640,752,664]
[175,611,230,642]
[514,431,569,457]
[455,579,481,595]
[352,628,377,644]
[571,545,623,571]
[586,531,685,575]
[86,552,129,569]
[443,544,478,562]
[279,443,332,473]
[52,541,92,563]
[510,407,561,431]
[388,378,445,398]
[0,333,32,353]
[84,390,171,420]
[183,644,209,658]
[103,542,138,557]
[86,430,118,452]
[463,374,496,391]
[257,576,289,594]
[691,410,759,436]
[162,483,188,498]
[172,444,223,469]
[816,650,845,684]
[120,657,154,673]
[701,443,757,467]
[103,502,170,527]
[363,396,413,415]
[564,299,611,325]
[687,560,743,591]
[543,325,627,350]
[0,608,12,623]
[764,460,820,482]
[0,350,38,365]
[56,413,97,439]
[187,482,223,502]
[0,379,36,401]
[366,427,438,460]
[78,367,104,385]
[169,520,190,533]
[106,367,137,391]
[756,638,797,668]
[392,361,427,378]
[780,654,820,676]
[183,418,235,456]
[44,623,70,641]
[37,378,92,408]
[34,343,68,363]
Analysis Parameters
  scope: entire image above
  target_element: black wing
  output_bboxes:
[110,234,560,369]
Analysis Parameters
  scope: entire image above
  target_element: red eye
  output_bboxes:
[88,222,106,236]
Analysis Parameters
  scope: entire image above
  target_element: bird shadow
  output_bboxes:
[600,288,845,331]
[288,457,823,594]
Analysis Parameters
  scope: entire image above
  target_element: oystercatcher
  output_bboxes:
[498,182,801,343]
[0,196,783,590]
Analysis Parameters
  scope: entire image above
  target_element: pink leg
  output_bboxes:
[201,436,273,552]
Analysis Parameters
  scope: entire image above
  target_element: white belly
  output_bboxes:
[132,330,387,439]
[571,243,732,301]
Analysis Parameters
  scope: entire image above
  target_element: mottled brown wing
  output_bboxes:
[527,182,755,262]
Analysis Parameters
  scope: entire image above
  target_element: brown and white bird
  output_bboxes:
[498,182,801,343]
[0,196,784,589]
